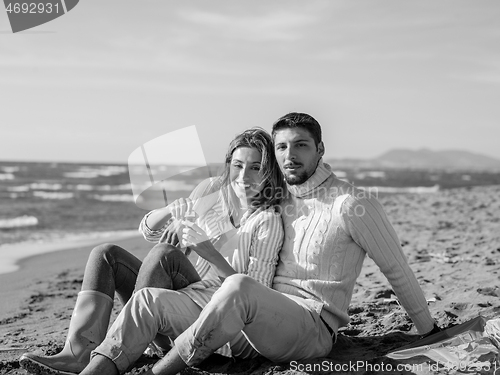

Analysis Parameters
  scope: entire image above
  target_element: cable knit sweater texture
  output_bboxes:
[272,161,435,335]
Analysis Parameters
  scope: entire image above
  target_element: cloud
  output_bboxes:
[462,72,500,85]
[177,8,316,43]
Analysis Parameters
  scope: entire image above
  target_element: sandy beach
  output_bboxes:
[1,185,500,375]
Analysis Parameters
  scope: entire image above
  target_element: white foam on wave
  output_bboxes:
[7,185,30,192]
[360,185,440,194]
[0,166,20,173]
[74,184,94,191]
[67,183,132,191]
[33,191,74,200]
[30,182,63,190]
[91,194,136,202]
[355,171,387,180]
[8,183,63,192]
[95,183,132,191]
[7,183,134,195]
[0,215,38,229]
[64,171,102,178]
[64,166,128,179]
[0,173,15,180]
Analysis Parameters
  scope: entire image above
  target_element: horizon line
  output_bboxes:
[1,147,499,165]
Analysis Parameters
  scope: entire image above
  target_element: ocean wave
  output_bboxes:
[95,183,132,191]
[159,180,195,191]
[355,171,387,179]
[30,182,63,190]
[0,173,15,180]
[360,185,440,194]
[64,171,106,179]
[7,185,30,192]
[33,191,74,200]
[91,194,136,202]
[129,180,195,201]
[7,183,63,192]
[0,166,20,173]
[66,183,132,191]
[64,166,128,179]
[133,180,195,192]
[0,215,38,229]
[73,184,94,191]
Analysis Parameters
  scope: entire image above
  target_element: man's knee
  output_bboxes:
[218,274,260,299]
[131,288,197,323]
[130,287,161,315]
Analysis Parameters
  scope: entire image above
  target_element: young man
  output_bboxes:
[80,113,438,375]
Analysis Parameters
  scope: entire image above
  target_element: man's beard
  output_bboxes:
[284,171,309,185]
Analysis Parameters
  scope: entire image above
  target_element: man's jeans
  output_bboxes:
[93,274,333,373]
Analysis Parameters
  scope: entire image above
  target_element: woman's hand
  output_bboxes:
[168,197,194,219]
[181,221,213,256]
[144,197,194,231]
[159,219,181,246]
[181,220,236,279]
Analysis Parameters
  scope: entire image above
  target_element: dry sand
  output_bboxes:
[1,185,500,375]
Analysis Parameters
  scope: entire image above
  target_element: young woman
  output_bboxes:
[20,127,285,375]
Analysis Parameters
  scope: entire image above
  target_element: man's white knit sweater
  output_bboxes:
[273,160,435,335]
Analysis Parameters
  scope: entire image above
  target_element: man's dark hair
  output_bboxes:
[271,112,322,146]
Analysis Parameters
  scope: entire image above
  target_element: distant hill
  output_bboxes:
[327,148,500,170]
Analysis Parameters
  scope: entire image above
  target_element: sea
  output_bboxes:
[1,160,500,273]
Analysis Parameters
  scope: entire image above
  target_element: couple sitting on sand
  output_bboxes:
[20,112,440,375]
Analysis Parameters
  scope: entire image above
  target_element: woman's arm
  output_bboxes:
[144,206,173,231]
[138,210,174,243]
[139,200,188,243]
[245,212,283,287]
[138,177,219,243]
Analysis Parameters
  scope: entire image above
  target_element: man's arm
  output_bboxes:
[340,193,435,334]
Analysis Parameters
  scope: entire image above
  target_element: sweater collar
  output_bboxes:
[286,159,333,198]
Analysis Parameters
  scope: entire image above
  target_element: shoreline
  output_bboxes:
[0,230,141,276]
[0,234,150,319]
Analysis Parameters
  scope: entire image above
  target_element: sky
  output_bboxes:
[1,0,499,164]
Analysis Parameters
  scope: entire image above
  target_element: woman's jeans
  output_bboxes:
[79,242,201,351]
[81,242,201,304]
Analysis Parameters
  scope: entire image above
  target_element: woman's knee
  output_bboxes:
[145,243,184,264]
[88,243,121,265]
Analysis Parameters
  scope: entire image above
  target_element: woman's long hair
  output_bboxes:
[212,127,285,215]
